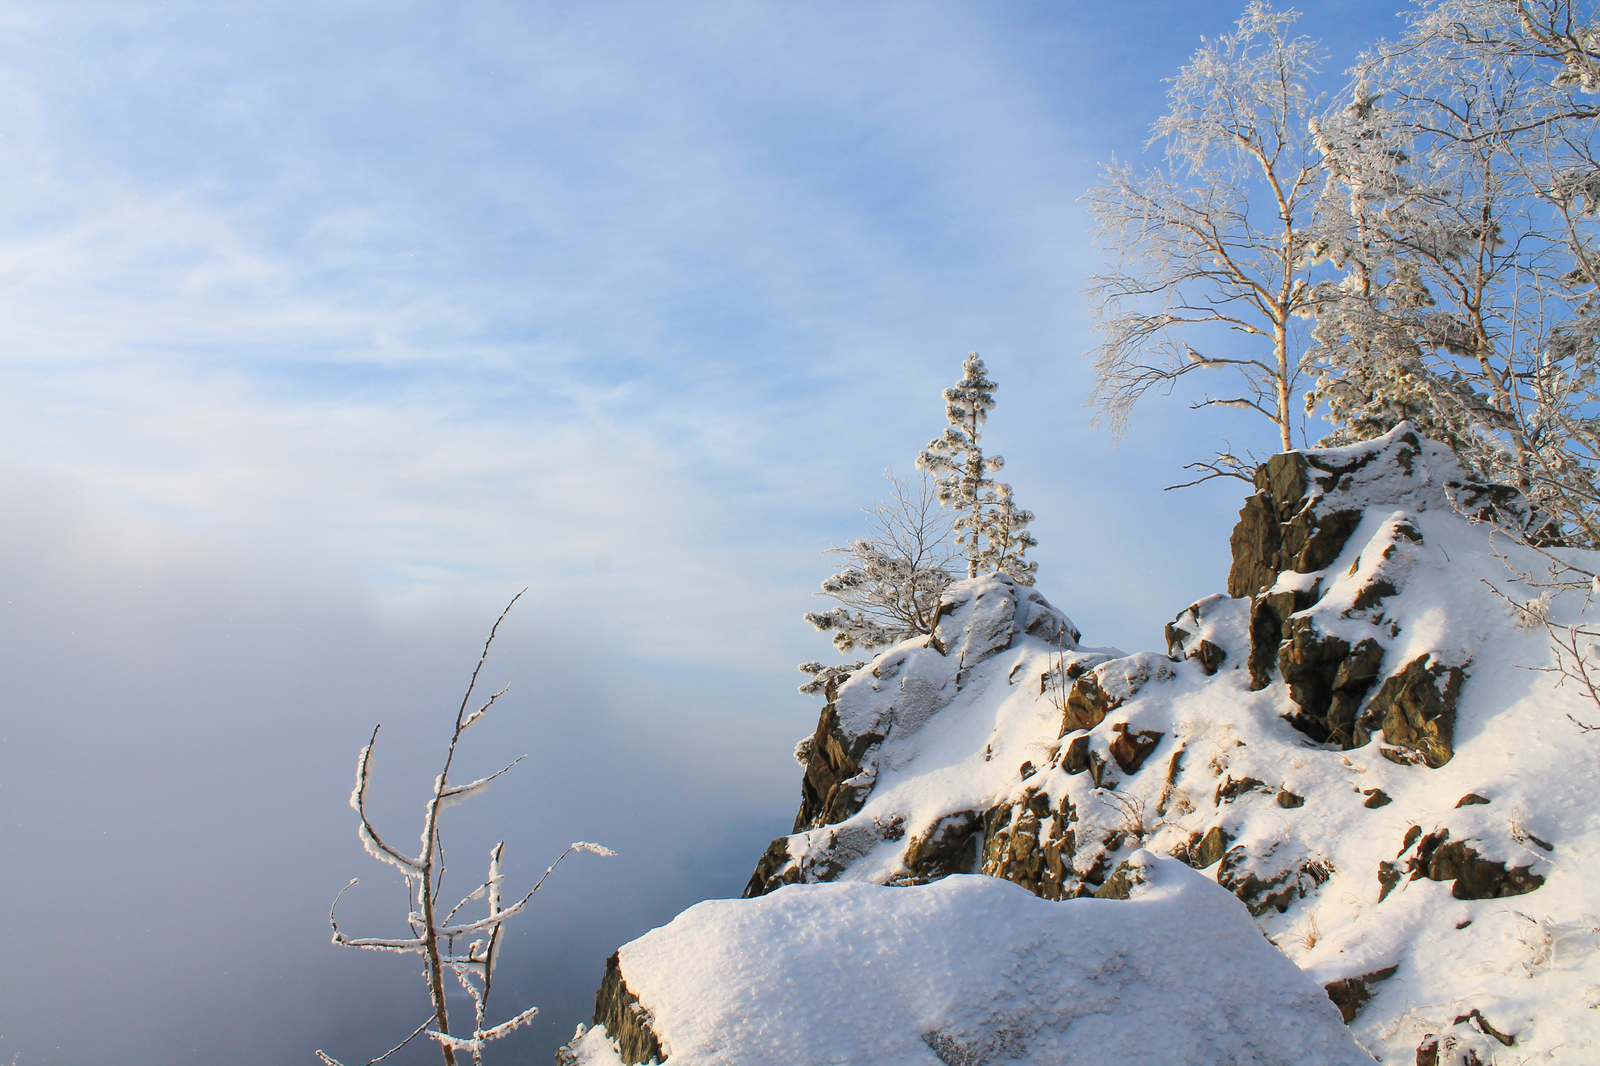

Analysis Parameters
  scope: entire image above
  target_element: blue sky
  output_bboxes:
[0,2,1414,1063]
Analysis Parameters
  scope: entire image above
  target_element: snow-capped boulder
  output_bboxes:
[562,855,1375,1066]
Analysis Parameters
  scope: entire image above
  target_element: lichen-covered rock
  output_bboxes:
[1092,854,1156,900]
[1190,826,1232,870]
[1358,654,1469,768]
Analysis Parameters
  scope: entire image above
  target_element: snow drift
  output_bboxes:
[562,855,1372,1066]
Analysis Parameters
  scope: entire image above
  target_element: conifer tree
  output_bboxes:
[796,354,1039,698]
[916,352,1038,584]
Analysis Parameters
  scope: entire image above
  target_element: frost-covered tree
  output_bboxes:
[916,352,1038,584]
[798,470,958,696]
[804,469,958,654]
[1307,0,1600,542]
[1084,2,1328,473]
[798,355,1038,698]
[318,593,614,1066]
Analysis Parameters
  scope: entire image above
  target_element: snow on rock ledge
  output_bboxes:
[561,854,1374,1066]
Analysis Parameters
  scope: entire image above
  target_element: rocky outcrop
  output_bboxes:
[1214,842,1331,918]
[901,810,983,882]
[931,580,1078,665]
[1057,652,1173,736]
[1221,430,1509,760]
[980,786,1081,900]
[1229,429,1551,602]
[1164,594,1232,675]
[577,425,1586,1066]
[792,692,884,831]
[743,574,1082,896]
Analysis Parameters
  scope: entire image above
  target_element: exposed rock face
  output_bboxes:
[1357,654,1468,768]
[792,692,884,831]
[1403,828,1545,899]
[1323,965,1398,1024]
[1228,451,1363,600]
[981,786,1084,900]
[588,953,664,1066]
[1108,723,1163,774]
[1221,430,1516,761]
[901,810,983,882]
[1058,652,1174,736]
[1214,842,1330,917]
[1165,594,1232,675]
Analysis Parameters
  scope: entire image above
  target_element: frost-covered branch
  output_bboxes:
[320,592,614,1066]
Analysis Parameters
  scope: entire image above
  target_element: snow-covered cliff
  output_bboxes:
[568,426,1600,1065]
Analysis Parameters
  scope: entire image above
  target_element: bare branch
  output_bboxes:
[321,596,613,1066]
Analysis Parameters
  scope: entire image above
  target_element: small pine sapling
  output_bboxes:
[317,591,614,1066]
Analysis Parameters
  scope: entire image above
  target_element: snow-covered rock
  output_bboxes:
[562,855,1374,1066]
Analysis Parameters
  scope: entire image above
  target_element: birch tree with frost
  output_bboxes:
[317,592,614,1066]
[1084,2,1326,480]
[1307,0,1600,544]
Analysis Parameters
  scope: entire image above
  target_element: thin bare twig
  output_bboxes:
[321,591,613,1066]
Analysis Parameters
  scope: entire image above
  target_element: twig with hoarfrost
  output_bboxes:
[1481,533,1600,733]
[316,591,615,1066]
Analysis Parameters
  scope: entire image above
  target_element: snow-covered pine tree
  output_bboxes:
[916,352,1038,584]
[796,357,1039,698]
